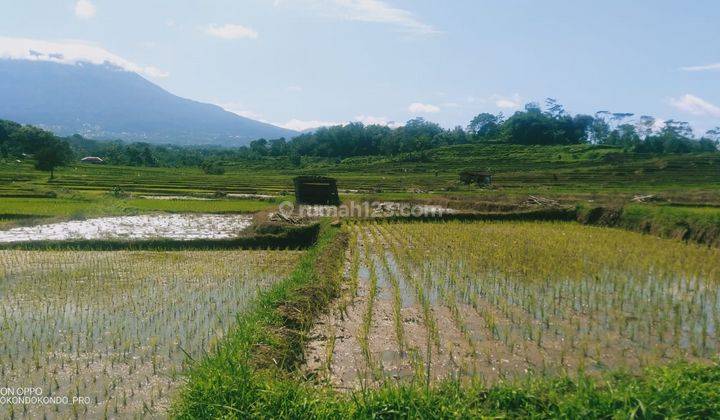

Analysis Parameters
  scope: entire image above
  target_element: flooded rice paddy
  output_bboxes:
[305,221,720,389]
[0,213,253,242]
[0,250,300,418]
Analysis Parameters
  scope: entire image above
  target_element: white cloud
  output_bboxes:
[493,94,522,109]
[354,115,402,128]
[0,36,168,78]
[680,63,720,72]
[466,94,520,108]
[234,110,265,121]
[273,0,439,35]
[669,94,720,118]
[144,66,169,78]
[280,119,342,131]
[286,85,303,92]
[216,102,270,122]
[217,102,405,131]
[279,116,406,131]
[204,24,259,40]
[408,102,440,114]
[74,0,96,19]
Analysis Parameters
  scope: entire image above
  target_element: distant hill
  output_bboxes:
[0,59,297,145]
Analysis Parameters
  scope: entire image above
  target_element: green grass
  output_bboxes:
[0,197,108,218]
[172,222,348,418]
[3,143,719,227]
[0,195,276,230]
[624,203,720,225]
[174,362,720,418]
[621,204,720,245]
[578,203,720,247]
[0,196,274,217]
[2,144,719,200]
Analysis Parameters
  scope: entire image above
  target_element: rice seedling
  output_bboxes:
[338,222,361,318]
[315,220,720,388]
[0,249,300,418]
[357,229,379,382]
[369,225,405,354]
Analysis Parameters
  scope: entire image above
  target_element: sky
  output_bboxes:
[1,0,719,134]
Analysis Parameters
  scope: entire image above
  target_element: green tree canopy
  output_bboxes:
[34,139,72,179]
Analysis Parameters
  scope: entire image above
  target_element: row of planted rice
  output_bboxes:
[0,250,300,419]
[306,221,720,389]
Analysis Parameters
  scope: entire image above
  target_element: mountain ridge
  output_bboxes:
[0,59,297,145]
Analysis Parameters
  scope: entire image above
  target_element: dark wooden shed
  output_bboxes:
[459,171,492,185]
[293,176,340,205]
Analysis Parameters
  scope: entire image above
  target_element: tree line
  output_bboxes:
[0,120,73,178]
[0,120,252,174]
[1,98,718,174]
[255,99,717,158]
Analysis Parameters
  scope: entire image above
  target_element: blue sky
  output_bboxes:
[1,0,719,133]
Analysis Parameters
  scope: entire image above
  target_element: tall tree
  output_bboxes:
[662,120,694,139]
[589,111,611,144]
[611,112,634,127]
[467,113,501,138]
[34,140,71,179]
[636,115,656,139]
[142,146,157,166]
[704,127,720,143]
[545,98,565,118]
[249,138,269,156]
[268,138,288,156]
[524,102,542,113]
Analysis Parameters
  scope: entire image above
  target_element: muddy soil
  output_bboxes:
[304,223,707,390]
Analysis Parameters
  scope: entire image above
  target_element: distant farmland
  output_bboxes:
[2,144,719,199]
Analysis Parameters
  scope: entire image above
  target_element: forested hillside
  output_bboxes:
[2,99,718,171]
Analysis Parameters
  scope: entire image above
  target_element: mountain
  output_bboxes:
[0,59,297,145]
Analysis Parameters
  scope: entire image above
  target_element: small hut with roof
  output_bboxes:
[293,176,340,205]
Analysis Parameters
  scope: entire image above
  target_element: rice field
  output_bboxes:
[306,221,720,389]
[0,250,300,418]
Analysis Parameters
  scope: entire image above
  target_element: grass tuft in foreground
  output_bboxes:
[176,359,720,418]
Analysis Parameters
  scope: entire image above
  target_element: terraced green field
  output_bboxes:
[3,144,719,197]
[1,144,719,228]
